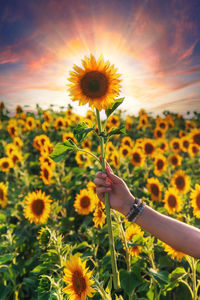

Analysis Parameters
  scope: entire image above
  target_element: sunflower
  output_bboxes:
[169,138,181,152]
[185,120,197,130]
[153,127,165,139]
[171,170,190,194]
[125,223,144,240]
[0,182,8,208]
[129,246,142,257]
[121,136,134,149]
[42,121,50,132]
[40,143,53,156]
[93,201,106,228]
[13,137,23,149]
[188,143,199,157]
[153,154,167,177]
[143,139,156,157]
[24,190,52,224]
[40,165,53,185]
[119,145,131,159]
[67,54,121,111]
[85,110,95,123]
[7,123,18,138]
[39,155,55,170]
[179,129,186,138]
[62,132,77,144]
[62,254,95,299]
[189,128,200,148]
[75,150,92,168]
[147,177,163,202]
[81,140,91,150]
[0,101,4,111]
[36,120,41,130]
[26,116,36,131]
[9,150,23,167]
[5,143,18,156]
[66,107,73,118]
[190,184,200,218]
[156,138,168,153]
[169,153,182,168]
[125,115,133,131]
[54,117,65,130]
[43,111,52,123]
[162,243,187,261]
[156,118,168,132]
[137,114,149,129]
[108,115,120,128]
[131,148,145,167]
[109,151,120,169]
[0,157,13,172]
[74,189,96,215]
[180,136,191,152]
[164,187,182,214]
[16,105,23,114]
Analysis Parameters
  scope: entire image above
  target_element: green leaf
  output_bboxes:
[0,254,15,264]
[106,126,126,138]
[73,122,94,143]
[170,267,187,281]
[148,268,169,285]
[105,97,124,118]
[119,270,142,296]
[49,140,77,162]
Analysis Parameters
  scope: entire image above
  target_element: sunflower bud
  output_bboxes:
[38,276,51,293]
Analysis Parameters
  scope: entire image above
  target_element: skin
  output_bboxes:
[94,162,200,258]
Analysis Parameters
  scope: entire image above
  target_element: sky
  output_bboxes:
[0,0,200,117]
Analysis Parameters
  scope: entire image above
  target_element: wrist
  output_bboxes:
[120,194,136,216]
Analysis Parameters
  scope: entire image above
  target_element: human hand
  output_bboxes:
[93,162,135,216]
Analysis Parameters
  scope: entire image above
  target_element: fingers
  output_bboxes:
[96,186,111,203]
[93,177,111,187]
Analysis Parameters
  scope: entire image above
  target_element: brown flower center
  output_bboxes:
[2,162,9,168]
[111,118,117,125]
[192,146,198,154]
[175,176,185,190]
[80,196,90,208]
[183,140,189,148]
[122,149,128,156]
[133,152,141,163]
[0,188,4,201]
[114,155,119,166]
[160,122,166,129]
[151,184,159,196]
[32,199,45,216]
[171,156,178,165]
[12,155,18,165]
[156,130,162,137]
[157,159,164,170]
[145,143,154,155]
[168,195,177,208]
[124,140,131,147]
[44,168,49,180]
[196,193,200,209]
[173,142,180,150]
[72,270,87,296]
[80,71,108,98]
[193,133,200,146]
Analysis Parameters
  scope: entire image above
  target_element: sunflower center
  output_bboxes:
[11,127,15,135]
[168,195,177,207]
[72,270,86,296]
[80,196,90,208]
[173,142,180,150]
[123,149,128,156]
[157,130,162,137]
[171,156,178,165]
[145,143,154,155]
[193,133,200,146]
[111,118,117,125]
[114,155,119,165]
[44,168,49,180]
[175,176,185,190]
[2,162,9,168]
[80,71,108,98]
[157,159,164,170]
[133,152,141,163]
[125,141,131,147]
[151,184,159,196]
[160,143,165,150]
[192,146,198,154]
[196,193,200,209]
[160,123,166,129]
[183,140,189,148]
[0,189,4,200]
[31,199,45,216]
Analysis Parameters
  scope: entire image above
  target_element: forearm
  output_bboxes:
[136,205,200,258]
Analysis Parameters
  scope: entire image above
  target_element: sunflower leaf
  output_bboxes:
[106,126,126,138]
[105,97,124,119]
[49,140,77,162]
[73,122,94,143]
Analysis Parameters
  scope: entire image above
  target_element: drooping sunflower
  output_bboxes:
[171,170,190,194]
[68,54,121,111]
[0,157,13,172]
[169,138,181,152]
[189,128,200,148]
[153,154,167,177]
[190,184,200,218]
[24,190,52,224]
[164,187,182,214]
[162,243,187,262]
[93,201,106,228]
[40,165,53,185]
[147,177,163,202]
[188,143,199,157]
[169,153,182,168]
[131,147,145,167]
[0,182,8,208]
[129,246,142,257]
[74,189,96,215]
[62,254,95,299]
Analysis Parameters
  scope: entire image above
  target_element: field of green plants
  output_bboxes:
[0,101,200,300]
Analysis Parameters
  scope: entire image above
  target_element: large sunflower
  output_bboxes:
[62,254,95,300]
[164,187,182,214]
[67,54,121,111]
[162,243,187,262]
[24,190,52,224]
[190,184,200,218]
[0,182,8,208]
[74,189,96,215]
[147,177,163,202]
[171,170,190,194]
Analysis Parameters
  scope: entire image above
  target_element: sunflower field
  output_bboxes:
[1,99,200,300]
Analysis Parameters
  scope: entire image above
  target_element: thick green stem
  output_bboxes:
[95,109,120,290]
[76,147,100,163]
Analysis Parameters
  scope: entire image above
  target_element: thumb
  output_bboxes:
[106,164,122,184]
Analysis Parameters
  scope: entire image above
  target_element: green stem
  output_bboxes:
[95,109,120,290]
[76,147,100,163]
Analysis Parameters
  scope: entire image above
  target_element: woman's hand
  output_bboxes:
[93,162,135,216]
